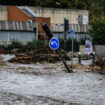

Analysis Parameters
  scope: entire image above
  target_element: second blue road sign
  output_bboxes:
[69,29,75,39]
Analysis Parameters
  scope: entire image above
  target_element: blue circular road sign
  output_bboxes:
[49,38,59,50]
[69,29,75,39]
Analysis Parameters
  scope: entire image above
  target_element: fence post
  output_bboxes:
[78,52,81,64]
[92,52,95,64]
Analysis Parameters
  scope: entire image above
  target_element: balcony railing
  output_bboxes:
[51,24,89,33]
[0,21,37,31]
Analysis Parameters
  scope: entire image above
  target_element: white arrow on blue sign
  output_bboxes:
[69,29,75,39]
[49,37,59,50]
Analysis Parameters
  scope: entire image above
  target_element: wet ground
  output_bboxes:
[0,55,105,105]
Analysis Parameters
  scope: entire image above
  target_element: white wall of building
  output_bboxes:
[0,6,8,20]
[30,7,89,24]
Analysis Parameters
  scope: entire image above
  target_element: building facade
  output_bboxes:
[30,7,90,41]
[30,7,89,25]
[0,6,90,43]
[0,21,37,44]
[0,6,8,20]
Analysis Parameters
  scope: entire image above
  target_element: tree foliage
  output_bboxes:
[90,17,105,45]
[0,0,102,10]
[89,0,105,45]
[0,0,34,6]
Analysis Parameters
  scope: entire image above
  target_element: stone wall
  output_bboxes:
[94,45,105,57]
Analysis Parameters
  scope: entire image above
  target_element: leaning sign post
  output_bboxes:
[42,23,73,73]
[69,29,75,64]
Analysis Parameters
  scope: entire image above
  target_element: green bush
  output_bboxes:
[79,38,86,45]
[4,40,23,52]
[59,38,79,52]
[27,40,47,49]
[90,17,105,45]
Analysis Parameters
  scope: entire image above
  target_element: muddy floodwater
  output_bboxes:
[0,55,105,105]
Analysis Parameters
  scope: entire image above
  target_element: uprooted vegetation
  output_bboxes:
[1,40,105,75]
[8,46,71,64]
[0,40,70,64]
[8,47,64,64]
[90,57,105,74]
[0,56,6,65]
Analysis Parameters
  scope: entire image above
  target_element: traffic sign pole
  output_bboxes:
[64,18,69,55]
[70,30,75,65]
[71,38,73,64]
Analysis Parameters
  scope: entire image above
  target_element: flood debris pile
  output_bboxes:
[0,48,6,54]
[90,57,105,74]
[0,56,6,65]
[8,46,69,64]
[70,64,88,70]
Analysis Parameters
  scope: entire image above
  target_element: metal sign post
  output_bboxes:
[70,30,75,64]
[72,38,74,64]
[64,18,69,54]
